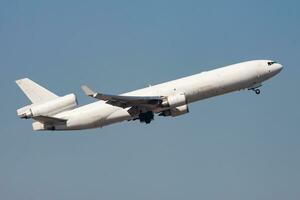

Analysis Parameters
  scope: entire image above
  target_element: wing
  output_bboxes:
[81,85,163,108]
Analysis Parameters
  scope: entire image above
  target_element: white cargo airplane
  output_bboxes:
[16,60,283,131]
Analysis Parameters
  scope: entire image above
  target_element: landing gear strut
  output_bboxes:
[139,111,154,124]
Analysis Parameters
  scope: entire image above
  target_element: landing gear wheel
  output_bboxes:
[255,89,261,95]
[145,118,152,124]
[139,111,154,124]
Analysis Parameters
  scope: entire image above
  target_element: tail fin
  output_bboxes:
[16,78,58,104]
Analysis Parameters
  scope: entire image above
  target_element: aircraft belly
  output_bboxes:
[101,108,132,127]
[64,105,116,130]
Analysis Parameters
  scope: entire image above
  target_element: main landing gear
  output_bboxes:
[139,111,154,124]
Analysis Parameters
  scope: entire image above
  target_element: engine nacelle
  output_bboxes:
[162,93,187,108]
[17,94,77,118]
[159,104,189,117]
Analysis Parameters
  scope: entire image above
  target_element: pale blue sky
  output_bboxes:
[1,0,300,199]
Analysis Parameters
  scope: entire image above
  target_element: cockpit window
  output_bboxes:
[268,61,277,66]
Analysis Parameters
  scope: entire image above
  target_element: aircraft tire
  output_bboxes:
[255,89,261,95]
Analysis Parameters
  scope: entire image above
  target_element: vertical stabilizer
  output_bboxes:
[16,78,58,104]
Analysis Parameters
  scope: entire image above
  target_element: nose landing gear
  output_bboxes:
[248,88,261,95]
[248,83,262,95]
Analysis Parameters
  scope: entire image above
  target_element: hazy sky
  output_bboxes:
[1,0,300,199]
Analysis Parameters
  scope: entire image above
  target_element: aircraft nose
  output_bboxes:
[274,63,283,73]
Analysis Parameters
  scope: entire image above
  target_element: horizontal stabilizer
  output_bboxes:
[33,115,67,125]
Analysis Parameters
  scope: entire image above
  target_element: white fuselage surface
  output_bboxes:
[17,60,283,131]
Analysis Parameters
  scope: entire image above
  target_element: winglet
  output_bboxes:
[81,85,96,97]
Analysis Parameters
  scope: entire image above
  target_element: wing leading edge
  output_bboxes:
[81,85,163,108]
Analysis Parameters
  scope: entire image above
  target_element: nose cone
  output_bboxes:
[273,63,284,73]
[263,61,283,80]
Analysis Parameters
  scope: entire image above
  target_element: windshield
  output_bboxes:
[268,61,277,66]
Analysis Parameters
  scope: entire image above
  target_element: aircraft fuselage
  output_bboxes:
[26,60,283,130]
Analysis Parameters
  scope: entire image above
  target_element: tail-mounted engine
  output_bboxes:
[17,94,77,119]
